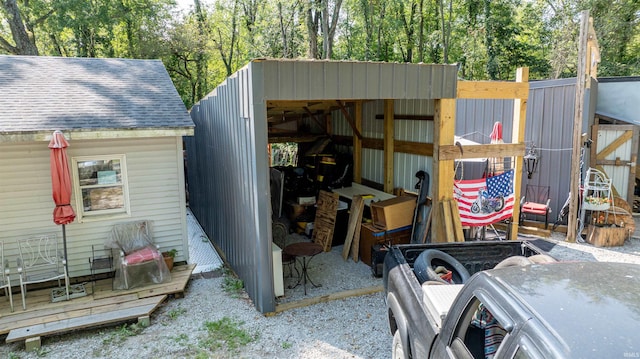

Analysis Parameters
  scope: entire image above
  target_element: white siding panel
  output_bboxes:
[0,137,188,278]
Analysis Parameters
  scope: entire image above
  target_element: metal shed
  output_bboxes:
[185,59,458,313]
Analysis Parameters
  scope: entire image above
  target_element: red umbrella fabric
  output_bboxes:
[49,130,76,225]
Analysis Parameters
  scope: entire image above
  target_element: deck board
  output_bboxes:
[0,264,195,342]
[6,295,166,343]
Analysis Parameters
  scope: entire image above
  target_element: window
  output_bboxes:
[269,142,298,167]
[452,297,508,359]
[72,155,130,222]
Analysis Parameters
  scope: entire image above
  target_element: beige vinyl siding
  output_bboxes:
[0,136,188,278]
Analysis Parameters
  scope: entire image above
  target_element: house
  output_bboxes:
[0,55,194,279]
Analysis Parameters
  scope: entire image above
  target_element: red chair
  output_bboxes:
[520,185,551,229]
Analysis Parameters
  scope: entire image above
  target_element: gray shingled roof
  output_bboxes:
[0,55,194,141]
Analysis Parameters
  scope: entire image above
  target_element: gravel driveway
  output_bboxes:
[2,218,639,359]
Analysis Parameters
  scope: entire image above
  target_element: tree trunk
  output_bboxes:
[0,0,39,55]
[306,0,320,59]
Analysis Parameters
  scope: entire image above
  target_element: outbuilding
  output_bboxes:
[0,55,194,279]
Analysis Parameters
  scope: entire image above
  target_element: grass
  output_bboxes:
[221,267,244,297]
[198,317,257,354]
[102,323,144,346]
[167,306,187,320]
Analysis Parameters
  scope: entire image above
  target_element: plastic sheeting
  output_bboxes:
[105,220,171,289]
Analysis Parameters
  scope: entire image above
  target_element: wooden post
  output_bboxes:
[353,101,362,183]
[509,67,529,239]
[384,99,394,193]
[567,11,590,243]
[432,99,456,242]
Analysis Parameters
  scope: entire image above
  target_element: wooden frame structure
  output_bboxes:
[270,70,530,243]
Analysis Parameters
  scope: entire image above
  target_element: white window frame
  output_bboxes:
[71,154,131,223]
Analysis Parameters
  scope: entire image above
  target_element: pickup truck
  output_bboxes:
[383,240,640,358]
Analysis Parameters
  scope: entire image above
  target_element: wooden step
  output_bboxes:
[6,295,166,344]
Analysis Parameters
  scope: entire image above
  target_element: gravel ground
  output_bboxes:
[2,218,639,359]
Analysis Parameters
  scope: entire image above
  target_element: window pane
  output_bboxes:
[82,187,124,211]
[77,160,122,186]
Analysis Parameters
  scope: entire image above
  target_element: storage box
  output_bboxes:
[370,196,416,230]
[359,223,411,266]
[586,224,629,247]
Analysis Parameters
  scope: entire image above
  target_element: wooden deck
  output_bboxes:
[0,264,195,347]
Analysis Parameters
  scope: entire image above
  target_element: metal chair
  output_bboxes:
[520,185,551,229]
[0,242,15,312]
[17,234,69,310]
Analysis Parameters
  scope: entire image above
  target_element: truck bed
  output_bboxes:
[394,240,543,276]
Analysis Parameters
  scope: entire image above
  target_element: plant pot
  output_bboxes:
[163,256,174,271]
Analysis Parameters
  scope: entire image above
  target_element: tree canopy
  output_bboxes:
[1,0,638,107]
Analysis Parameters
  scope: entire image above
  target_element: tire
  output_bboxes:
[414,249,471,284]
[494,196,505,212]
[392,330,405,359]
[494,256,532,269]
[528,254,557,264]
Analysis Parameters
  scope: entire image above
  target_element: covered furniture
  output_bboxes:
[520,185,551,229]
[17,234,69,310]
[106,220,171,290]
[0,242,14,312]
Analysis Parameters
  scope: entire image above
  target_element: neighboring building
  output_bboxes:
[0,55,194,278]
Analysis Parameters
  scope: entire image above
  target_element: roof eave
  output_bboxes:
[0,127,195,143]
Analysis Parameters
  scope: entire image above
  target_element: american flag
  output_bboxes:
[454,169,515,227]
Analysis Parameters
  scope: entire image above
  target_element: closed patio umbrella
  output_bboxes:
[49,130,76,274]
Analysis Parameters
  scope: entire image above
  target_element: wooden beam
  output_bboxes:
[567,11,590,243]
[509,67,529,239]
[432,99,456,243]
[336,100,363,140]
[438,143,525,161]
[273,285,383,313]
[374,114,434,121]
[595,130,633,160]
[334,135,433,157]
[303,107,327,132]
[354,101,363,183]
[383,100,394,193]
[457,81,529,100]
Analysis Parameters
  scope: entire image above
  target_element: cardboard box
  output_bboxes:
[586,224,629,247]
[370,196,416,230]
[359,223,411,266]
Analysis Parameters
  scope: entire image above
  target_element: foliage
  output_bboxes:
[1,0,638,104]
[162,249,178,258]
[101,323,144,346]
[199,317,257,354]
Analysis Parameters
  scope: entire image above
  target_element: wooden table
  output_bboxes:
[332,182,395,207]
[284,242,323,295]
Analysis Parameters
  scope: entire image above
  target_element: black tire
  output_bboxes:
[392,330,405,359]
[528,254,557,264]
[494,196,505,212]
[414,249,471,284]
[494,256,532,269]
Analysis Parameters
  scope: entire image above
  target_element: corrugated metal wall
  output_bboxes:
[186,60,457,313]
[333,99,435,193]
[186,63,275,313]
[455,78,593,217]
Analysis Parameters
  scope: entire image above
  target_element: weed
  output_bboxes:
[199,317,256,354]
[173,333,190,345]
[102,323,144,345]
[167,307,187,320]
[282,341,292,349]
[7,353,20,359]
[34,347,49,357]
